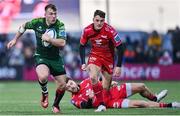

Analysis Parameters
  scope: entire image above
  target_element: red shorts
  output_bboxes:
[110,84,127,99]
[107,99,130,108]
[88,54,114,74]
[107,83,131,108]
[107,99,124,108]
[93,83,131,108]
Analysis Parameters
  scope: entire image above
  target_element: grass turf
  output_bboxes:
[0,81,180,115]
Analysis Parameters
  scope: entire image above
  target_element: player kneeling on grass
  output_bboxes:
[65,78,180,109]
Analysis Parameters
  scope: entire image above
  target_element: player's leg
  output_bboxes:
[36,64,50,108]
[108,99,159,108]
[88,64,101,85]
[128,100,159,108]
[130,83,167,102]
[117,99,158,108]
[49,58,67,113]
[52,74,67,113]
[95,71,112,112]
[95,59,114,112]
[88,64,106,112]
[101,71,112,102]
[102,71,112,90]
[128,100,179,108]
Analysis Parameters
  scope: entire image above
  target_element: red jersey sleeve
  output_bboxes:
[71,98,82,108]
[109,27,122,47]
[80,29,88,45]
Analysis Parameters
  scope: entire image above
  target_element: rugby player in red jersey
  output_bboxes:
[79,10,125,112]
[66,78,180,109]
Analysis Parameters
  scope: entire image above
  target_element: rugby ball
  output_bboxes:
[43,28,57,47]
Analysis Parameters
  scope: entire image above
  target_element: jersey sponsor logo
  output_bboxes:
[37,26,43,32]
[101,35,107,39]
[39,59,43,62]
[114,34,121,43]
[95,39,102,45]
[86,89,93,96]
[59,30,67,38]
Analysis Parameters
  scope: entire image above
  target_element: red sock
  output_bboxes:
[53,89,65,107]
[147,94,157,101]
[102,89,110,105]
[57,89,65,94]
[159,103,168,108]
[92,83,103,104]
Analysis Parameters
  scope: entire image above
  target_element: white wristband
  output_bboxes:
[18,25,26,33]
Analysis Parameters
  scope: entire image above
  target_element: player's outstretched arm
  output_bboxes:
[7,23,26,49]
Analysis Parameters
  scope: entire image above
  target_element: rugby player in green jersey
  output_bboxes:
[7,4,67,113]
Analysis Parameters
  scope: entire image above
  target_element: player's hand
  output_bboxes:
[111,81,118,87]
[7,39,17,49]
[42,33,51,42]
[81,64,89,71]
[113,66,121,77]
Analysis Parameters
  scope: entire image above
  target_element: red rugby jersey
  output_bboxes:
[71,79,100,108]
[80,23,122,59]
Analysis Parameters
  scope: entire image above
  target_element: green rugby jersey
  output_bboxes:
[25,18,67,60]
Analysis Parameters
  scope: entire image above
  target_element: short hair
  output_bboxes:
[66,77,72,83]
[45,4,57,11]
[94,10,105,18]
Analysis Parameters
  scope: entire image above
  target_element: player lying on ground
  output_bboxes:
[65,78,180,109]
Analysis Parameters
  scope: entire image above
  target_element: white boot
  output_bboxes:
[156,89,168,102]
[172,102,180,108]
[95,105,106,112]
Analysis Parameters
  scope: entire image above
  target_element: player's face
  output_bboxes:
[93,15,105,31]
[66,80,79,93]
[45,8,57,25]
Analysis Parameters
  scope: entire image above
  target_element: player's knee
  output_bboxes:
[138,83,146,91]
[38,73,48,82]
[57,82,66,90]
[39,78,47,84]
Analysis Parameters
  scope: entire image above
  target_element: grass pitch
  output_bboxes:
[0,80,180,115]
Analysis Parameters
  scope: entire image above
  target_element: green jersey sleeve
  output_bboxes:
[25,18,39,29]
[56,22,67,40]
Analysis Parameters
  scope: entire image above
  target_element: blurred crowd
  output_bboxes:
[1,27,180,77]
[123,27,180,65]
